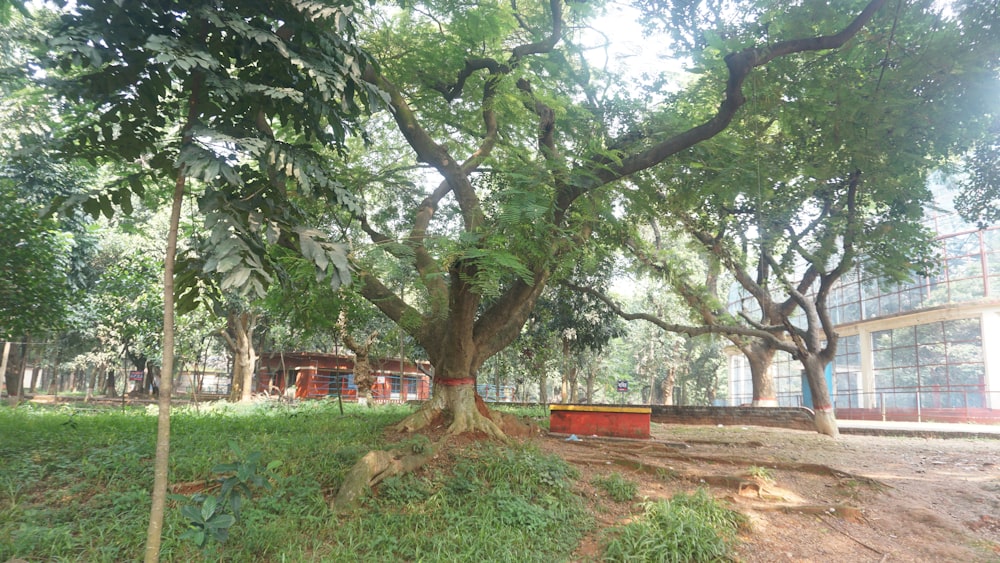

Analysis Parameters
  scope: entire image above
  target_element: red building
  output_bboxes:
[257,352,431,402]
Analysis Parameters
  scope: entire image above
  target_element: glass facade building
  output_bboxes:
[726,181,1000,422]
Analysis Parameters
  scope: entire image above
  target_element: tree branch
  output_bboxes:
[561,281,796,353]
[568,0,886,200]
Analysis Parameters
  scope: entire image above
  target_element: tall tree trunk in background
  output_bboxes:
[28,359,38,394]
[584,363,599,404]
[568,366,579,403]
[560,337,572,404]
[102,369,117,397]
[747,342,778,406]
[0,341,10,400]
[223,311,258,403]
[338,312,379,406]
[538,373,548,405]
[663,366,676,406]
[11,338,28,402]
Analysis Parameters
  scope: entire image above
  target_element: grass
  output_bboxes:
[592,472,639,502]
[0,400,748,562]
[0,400,408,562]
[601,488,750,563]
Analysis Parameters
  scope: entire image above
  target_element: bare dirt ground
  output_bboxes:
[537,423,1000,563]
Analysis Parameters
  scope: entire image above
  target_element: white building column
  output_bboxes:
[857,326,876,408]
[981,309,1000,408]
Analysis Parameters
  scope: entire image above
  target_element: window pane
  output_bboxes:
[892,345,917,367]
[898,326,917,345]
[874,369,893,389]
[920,365,948,387]
[916,322,943,344]
[944,319,981,342]
[894,367,918,387]
[947,342,983,364]
[918,343,945,366]
[874,348,893,368]
[949,363,985,386]
[872,330,893,350]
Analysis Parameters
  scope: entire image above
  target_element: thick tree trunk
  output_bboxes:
[353,352,374,406]
[224,312,257,403]
[747,343,778,407]
[85,364,98,401]
[339,314,378,406]
[801,354,839,438]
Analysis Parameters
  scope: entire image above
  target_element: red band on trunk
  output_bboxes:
[434,377,476,387]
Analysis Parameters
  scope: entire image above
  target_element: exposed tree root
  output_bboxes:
[335,387,539,513]
[393,386,523,440]
[332,438,444,513]
[745,502,866,522]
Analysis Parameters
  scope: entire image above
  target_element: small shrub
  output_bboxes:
[173,441,281,548]
[602,488,749,563]
[592,472,638,502]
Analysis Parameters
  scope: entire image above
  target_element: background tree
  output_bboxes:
[585,0,1000,435]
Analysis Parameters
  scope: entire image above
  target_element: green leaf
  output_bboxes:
[201,495,218,521]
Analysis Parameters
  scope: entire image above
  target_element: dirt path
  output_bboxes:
[538,423,1000,562]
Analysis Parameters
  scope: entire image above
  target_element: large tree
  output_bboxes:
[581,0,999,436]
[340,0,893,440]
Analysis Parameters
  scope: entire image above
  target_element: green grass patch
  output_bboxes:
[0,400,595,562]
[592,472,639,502]
[328,441,590,562]
[601,488,749,563]
[0,400,410,562]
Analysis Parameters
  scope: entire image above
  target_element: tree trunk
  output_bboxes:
[339,313,379,406]
[800,354,839,438]
[28,364,38,394]
[663,366,676,406]
[224,311,257,403]
[584,363,598,404]
[144,102,192,561]
[747,342,778,407]
[353,350,374,406]
[568,366,579,403]
[538,370,548,405]
[560,337,572,404]
[1,341,11,400]
[102,369,117,397]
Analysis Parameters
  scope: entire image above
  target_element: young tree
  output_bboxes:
[35,1,377,558]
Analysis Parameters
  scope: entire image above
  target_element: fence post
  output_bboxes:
[881,393,886,422]
[916,389,922,423]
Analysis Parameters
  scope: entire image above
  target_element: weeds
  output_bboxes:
[592,472,639,502]
[602,488,749,563]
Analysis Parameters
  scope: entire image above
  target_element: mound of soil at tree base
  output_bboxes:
[536,423,1000,562]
